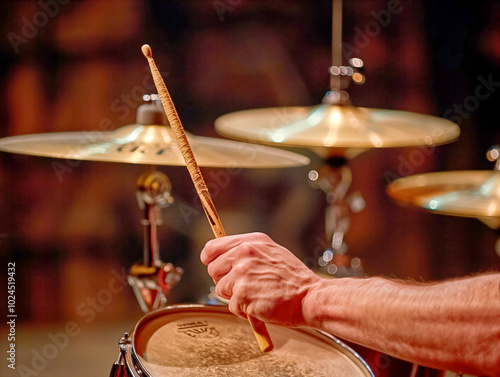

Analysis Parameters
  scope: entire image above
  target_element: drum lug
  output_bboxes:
[109,333,133,377]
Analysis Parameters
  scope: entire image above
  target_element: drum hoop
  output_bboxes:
[130,303,374,377]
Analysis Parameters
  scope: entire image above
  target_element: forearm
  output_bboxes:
[303,274,500,376]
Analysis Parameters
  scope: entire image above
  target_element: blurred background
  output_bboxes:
[0,0,499,376]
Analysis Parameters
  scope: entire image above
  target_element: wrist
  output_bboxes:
[302,276,372,331]
[301,276,338,328]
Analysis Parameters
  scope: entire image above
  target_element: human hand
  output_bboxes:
[200,232,321,327]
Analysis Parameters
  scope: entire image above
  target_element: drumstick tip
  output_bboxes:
[141,44,152,58]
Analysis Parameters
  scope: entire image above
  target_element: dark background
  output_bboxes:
[0,1,499,376]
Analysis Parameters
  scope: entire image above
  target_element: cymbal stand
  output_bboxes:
[309,158,365,277]
[127,167,183,312]
[308,0,367,278]
[112,169,183,374]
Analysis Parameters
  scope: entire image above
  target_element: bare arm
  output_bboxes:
[305,274,500,376]
[201,232,500,376]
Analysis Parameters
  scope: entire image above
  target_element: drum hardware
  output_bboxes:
[110,304,375,377]
[327,0,364,108]
[128,167,183,313]
[309,157,365,277]
[127,97,185,313]
[109,333,132,377]
[109,332,147,377]
[142,44,274,352]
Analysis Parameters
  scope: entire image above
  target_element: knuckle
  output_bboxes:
[232,281,249,298]
[232,263,247,276]
[258,232,272,241]
[239,243,257,258]
[250,232,270,242]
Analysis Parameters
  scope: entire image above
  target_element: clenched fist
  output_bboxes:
[201,232,320,327]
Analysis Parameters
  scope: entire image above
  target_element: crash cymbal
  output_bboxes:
[215,104,460,155]
[0,104,310,168]
[387,171,500,229]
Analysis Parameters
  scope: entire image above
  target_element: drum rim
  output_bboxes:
[129,303,374,377]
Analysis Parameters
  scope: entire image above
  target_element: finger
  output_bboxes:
[228,295,247,320]
[207,251,234,284]
[215,273,234,301]
[200,236,239,265]
[200,232,270,265]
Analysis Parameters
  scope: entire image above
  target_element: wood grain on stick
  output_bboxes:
[142,44,273,352]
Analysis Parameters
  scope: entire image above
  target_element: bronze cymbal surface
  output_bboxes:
[0,123,310,168]
[215,104,460,151]
[387,171,500,228]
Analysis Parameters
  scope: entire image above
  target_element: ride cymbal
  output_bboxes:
[215,104,460,155]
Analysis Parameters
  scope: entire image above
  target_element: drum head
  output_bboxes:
[132,305,373,377]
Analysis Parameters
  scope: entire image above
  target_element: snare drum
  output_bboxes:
[111,304,374,377]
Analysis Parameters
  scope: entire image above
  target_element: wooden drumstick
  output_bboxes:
[142,44,274,353]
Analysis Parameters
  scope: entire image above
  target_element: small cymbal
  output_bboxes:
[387,171,500,229]
[215,104,460,153]
[0,123,310,168]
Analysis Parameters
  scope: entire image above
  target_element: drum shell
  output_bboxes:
[121,304,374,377]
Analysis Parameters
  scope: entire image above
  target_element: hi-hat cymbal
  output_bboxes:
[0,123,310,168]
[387,171,500,229]
[215,104,460,155]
